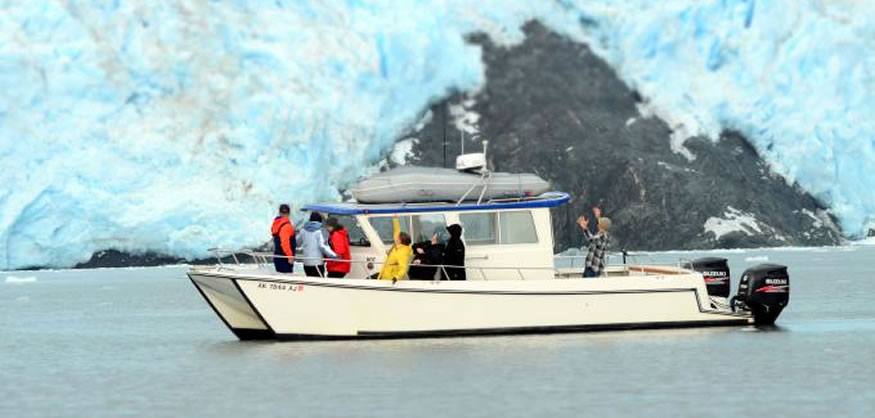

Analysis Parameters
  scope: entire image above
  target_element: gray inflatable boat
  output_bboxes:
[350,166,551,203]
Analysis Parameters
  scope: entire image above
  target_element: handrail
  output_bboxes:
[554,252,679,269]
[204,248,692,280]
[211,249,687,269]
[206,248,563,280]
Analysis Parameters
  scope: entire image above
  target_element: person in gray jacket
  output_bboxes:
[299,212,338,277]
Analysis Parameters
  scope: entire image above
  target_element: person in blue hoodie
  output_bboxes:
[299,212,338,277]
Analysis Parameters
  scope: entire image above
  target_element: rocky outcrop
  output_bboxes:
[387,22,843,252]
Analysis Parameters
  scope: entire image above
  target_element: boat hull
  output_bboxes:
[188,269,751,340]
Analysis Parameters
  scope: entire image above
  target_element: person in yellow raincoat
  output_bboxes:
[378,217,413,282]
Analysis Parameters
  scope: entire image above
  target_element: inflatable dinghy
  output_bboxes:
[350,166,551,203]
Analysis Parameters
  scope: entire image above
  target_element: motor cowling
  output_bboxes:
[684,257,731,298]
[733,264,790,325]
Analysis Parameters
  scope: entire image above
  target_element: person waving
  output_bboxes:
[378,217,413,283]
[577,207,611,278]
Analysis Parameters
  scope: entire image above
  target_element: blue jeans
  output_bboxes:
[582,267,599,278]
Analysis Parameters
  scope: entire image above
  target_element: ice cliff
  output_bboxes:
[0,0,872,269]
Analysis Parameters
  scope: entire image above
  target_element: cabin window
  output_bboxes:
[412,214,447,243]
[332,215,370,247]
[499,210,538,244]
[459,212,498,245]
[369,216,412,245]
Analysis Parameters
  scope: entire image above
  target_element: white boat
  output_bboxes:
[188,185,790,341]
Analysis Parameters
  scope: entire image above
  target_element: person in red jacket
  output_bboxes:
[271,204,296,273]
[324,217,351,278]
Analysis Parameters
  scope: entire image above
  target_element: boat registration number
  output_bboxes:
[257,282,305,292]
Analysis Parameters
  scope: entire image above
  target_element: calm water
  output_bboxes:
[2,246,874,417]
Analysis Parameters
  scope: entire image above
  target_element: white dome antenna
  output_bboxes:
[456,140,489,173]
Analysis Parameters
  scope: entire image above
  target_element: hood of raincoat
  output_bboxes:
[447,224,462,239]
[304,221,323,232]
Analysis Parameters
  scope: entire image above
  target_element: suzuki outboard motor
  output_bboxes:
[684,257,731,298]
[732,264,790,325]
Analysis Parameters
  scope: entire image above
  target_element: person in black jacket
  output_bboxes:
[408,230,445,280]
[443,224,466,280]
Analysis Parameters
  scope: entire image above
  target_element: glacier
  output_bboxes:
[0,0,873,269]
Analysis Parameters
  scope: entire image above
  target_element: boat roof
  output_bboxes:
[302,192,572,215]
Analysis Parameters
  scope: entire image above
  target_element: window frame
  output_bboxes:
[498,210,539,245]
[330,214,371,247]
[458,210,540,246]
[459,212,499,246]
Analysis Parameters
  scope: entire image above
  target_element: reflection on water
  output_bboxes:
[1,246,874,417]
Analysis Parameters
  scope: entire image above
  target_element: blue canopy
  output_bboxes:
[302,192,571,215]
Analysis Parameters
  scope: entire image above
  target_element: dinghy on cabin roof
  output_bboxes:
[351,145,550,204]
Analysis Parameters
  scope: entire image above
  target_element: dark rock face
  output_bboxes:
[74,250,190,269]
[73,249,261,269]
[389,22,843,252]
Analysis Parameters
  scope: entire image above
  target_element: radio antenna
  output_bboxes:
[482,140,489,170]
[442,104,448,168]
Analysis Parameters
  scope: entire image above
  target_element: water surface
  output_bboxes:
[2,246,874,417]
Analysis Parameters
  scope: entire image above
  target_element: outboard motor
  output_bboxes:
[732,264,790,325]
[684,257,731,298]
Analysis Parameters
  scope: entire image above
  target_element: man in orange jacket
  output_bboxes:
[271,204,296,273]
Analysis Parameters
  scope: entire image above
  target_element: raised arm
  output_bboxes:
[582,229,598,243]
[393,216,401,241]
[577,215,595,242]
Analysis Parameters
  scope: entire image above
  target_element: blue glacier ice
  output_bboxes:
[1,0,873,269]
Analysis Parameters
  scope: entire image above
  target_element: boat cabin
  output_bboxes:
[302,192,571,280]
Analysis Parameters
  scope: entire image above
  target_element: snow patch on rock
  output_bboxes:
[390,138,418,165]
[704,206,764,240]
[449,97,481,137]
